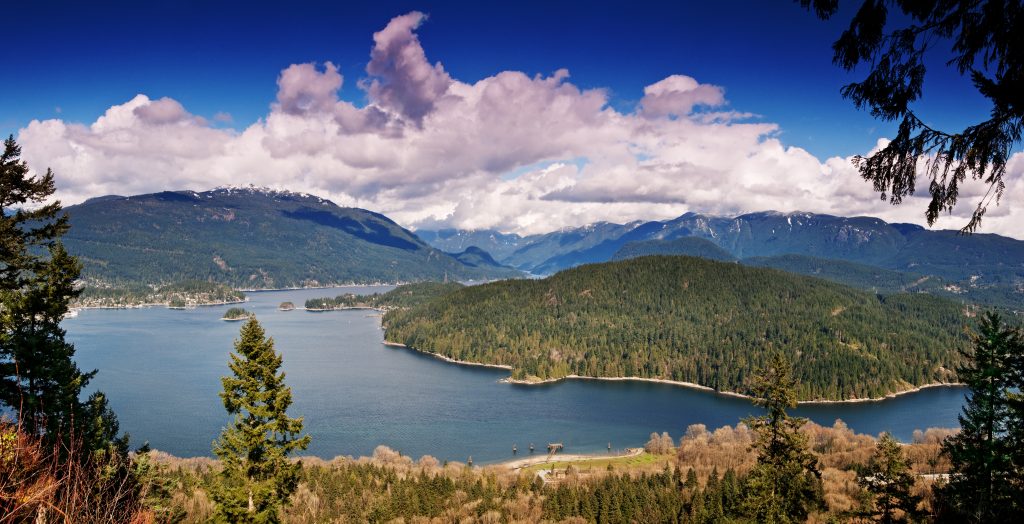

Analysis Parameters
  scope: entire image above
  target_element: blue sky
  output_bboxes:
[4,0,989,160]
[8,1,1018,237]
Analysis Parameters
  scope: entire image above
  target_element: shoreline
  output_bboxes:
[382,341,514,371]
[382,338,964,404]
[241,283,403,292]
[502,375,965,404]
[501,375,751,400]
[71,298,246,311]
[502,374,964,405]
[239,277,499,293]
[305,306,381,312]
[795,382,967,404]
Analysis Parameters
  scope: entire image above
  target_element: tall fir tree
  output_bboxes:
[0,135,67,292]
[213,317,311,523]
[1009,320,1024,511]
[857,432,924,523]
[742,351,824,523]
[0,135,120,453]
[936,312,1022,521]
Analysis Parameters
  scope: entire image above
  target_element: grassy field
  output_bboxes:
[521,450,670,474]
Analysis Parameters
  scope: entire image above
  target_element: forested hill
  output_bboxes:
[383,256,969,401]
[63,187,520,288]
[612,237,736,262]
[450,246,508,268]
[626,250,1024,311]
[306,282,464,310]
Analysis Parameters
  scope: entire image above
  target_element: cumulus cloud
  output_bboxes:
[15,12,1024,239]
[274,62,343,115]
[364,11,453,125]
[133,97,202,125]
[639,75,726,118]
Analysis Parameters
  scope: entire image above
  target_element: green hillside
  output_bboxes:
[305,282,464,310]
[383,256,970,401]
[63,187,519,289]
[450,246,508,268]
[742,254,925,293]
[743,254,1024,311]
[613,237,737,262]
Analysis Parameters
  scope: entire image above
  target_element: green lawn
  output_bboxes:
[522,451,670,474]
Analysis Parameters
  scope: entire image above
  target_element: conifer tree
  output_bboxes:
[689,485,706,522]
[213,317,311,522]
[0,135,120,453]
[704,467,724,521]
[0,135,67,292]
[857,432,923,523]
[936,312,1022,521]
[685,467,699,490]
[742,352,824,523]
[1009,322,1024,511]
[721,468,740,514]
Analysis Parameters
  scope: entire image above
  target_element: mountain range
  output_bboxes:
[60,186,1024,311]
[62,187,519,289]
[419,211,1024,311]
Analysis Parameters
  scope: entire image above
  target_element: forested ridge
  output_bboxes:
[306,282,464,310]
[62,187,519,290]
[420,211,1024,284]
[383,256,969,400]
[743,254,1024,312]
[613,237,736,262]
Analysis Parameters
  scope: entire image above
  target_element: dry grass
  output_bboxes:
[1,420,148,523]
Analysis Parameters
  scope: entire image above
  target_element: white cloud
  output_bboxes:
[16,12,1024,239]
[274,62,344,115]
[364,11,453,125]
[639,75,726,118]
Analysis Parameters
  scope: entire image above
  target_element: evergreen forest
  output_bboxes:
[383,256,972,400]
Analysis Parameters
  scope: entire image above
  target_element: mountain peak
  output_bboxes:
[64,187,520,287]
[205,185,330,203]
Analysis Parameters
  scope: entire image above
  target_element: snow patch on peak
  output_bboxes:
[206,185,327,203]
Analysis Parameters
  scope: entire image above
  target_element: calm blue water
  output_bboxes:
[65,287,967,464]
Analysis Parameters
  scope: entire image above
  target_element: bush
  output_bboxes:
[0,420,148,523]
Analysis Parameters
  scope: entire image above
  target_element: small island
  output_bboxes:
[221,307,253,321]
[278,301,296,311]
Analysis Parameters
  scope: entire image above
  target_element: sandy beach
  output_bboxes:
[382,341,514,371]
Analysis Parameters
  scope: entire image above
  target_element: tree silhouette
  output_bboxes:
[742,352,824,522]
[800,0,1022,232]
[0,135,122,454]
[935,312,1022,521]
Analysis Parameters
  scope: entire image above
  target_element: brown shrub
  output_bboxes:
[0,420,147,523]
[676,422,754,476]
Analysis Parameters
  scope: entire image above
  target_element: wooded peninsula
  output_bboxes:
[380,256,972,401]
